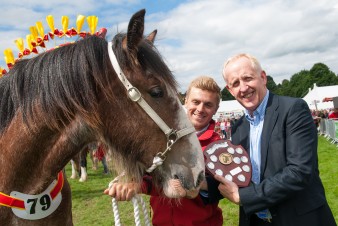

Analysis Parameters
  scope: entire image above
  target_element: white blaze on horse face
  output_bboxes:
[162,88,204,198]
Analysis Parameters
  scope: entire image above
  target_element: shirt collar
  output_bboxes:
[196,123,210,137]
[245,90,270,123]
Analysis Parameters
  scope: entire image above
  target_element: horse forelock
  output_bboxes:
[0,35,115,132]
[113,33,178,94]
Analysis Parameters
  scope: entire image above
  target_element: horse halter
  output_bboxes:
[107,42,195,172]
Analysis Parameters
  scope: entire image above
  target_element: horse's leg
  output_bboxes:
[69,153,81,179]
[79,148,88,182]
[70,160,77,179]
[90,150,98,170]
[102,156,109,175]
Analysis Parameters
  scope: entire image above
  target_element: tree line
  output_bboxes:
[221,63,338,100]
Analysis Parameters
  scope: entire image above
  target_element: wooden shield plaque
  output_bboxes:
[204,139,252,187]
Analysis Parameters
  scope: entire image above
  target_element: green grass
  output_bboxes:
[67,136,338,225]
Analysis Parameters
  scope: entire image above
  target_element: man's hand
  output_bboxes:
[214,175,241,205]
[104,182,140,201]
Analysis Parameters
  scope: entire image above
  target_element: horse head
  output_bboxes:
[100,9,205,198]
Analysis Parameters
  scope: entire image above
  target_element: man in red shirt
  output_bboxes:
[105,76,224,226]
[328,108,338,119]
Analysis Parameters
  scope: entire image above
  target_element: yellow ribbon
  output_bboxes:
[26,34,35,52]
[76,15,86,33]
[61,16,69,36]
[87,16,98,34]
[36,21,45,37]
[4,49,14,65]
[14,38,25,54]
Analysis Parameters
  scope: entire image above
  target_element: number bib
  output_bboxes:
[9,173,63,220]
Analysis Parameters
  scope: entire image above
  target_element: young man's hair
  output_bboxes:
[186,76,221,105]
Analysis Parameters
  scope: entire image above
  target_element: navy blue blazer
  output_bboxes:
[231,93,336,226]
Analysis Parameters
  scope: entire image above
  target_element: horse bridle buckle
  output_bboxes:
[128,87,142,102]
[167,130,178,144]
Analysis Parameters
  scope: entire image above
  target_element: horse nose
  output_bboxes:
[195,170,205,188]
[174,169,205,189]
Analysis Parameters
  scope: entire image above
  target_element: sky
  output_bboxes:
[1,0,337,92]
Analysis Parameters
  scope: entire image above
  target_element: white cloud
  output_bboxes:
[1,0,337,92]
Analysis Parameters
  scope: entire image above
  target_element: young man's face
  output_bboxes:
[223,57,267,114]
[184,87,219,131]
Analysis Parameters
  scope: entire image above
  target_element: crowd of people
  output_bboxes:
[214,115,240,140]
[104,53,336,226]
[311,108,338,128]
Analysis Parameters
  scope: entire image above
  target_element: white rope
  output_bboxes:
[112,198,121,226]
[138,195,151,226]
[132,196,141,226]
[145,155,164,173]
[109,174,151,226]
[111,194,150,226]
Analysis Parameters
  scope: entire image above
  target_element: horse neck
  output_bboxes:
[0,112,94,194]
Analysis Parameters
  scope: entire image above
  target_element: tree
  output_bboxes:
[310,63,338,86]
[221,87,235,101]
[266,75,277,92]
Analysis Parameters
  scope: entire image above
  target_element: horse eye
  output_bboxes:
[149,87,164,98]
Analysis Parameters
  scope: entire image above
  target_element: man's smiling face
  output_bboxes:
[224,57,267,115]
[184,87,219,131]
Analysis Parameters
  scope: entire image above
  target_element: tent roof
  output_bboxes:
[218,100,245,112]
[302,83,338,110]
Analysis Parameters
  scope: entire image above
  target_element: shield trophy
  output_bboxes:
[204,139,252,187]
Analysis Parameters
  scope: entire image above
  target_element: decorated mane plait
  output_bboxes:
[0,15,107,77]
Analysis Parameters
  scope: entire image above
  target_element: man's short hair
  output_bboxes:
[186,76,221,105]
[222,53,262,85]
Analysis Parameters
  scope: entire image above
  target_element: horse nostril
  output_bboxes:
[195,170,205,188]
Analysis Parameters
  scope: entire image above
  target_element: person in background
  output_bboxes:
[95,142,109,175]
[328,107,338,119]
[215,53,336,226]
[215,118,222,137]
[105,76,224,226]
[220,118,226,139]
[225,117,232,139]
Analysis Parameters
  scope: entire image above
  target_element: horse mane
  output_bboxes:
[0,33,178,134]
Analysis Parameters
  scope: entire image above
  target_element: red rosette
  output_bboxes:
[96,28,107,38]
[31,41,37,47]
[32,47,38,54]
[65,28,77,37]
[44,34,49,41]
[78,32,87,38]
[7,63,14,69]
[23,49,31,56]
[48,32,55,40]
[36,37,46,48]
[204,140,252,187]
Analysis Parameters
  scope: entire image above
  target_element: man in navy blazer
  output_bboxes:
[215,53,336,226]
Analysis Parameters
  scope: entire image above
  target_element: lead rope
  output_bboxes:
[109,172,151,226]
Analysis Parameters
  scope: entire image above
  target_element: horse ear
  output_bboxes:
[126,9,145,55]
[146,30,157,43]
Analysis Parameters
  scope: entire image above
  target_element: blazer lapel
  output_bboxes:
[260,93,279,178]
[238,118,250,154]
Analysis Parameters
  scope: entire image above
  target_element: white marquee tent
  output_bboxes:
[215,100,245,119]
[302,83,338,110]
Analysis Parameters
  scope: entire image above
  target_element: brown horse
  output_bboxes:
[0,9,204,225]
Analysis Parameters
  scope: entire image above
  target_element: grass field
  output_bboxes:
[67,136,338,225]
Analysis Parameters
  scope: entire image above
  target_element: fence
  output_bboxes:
[318,119,338,147]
